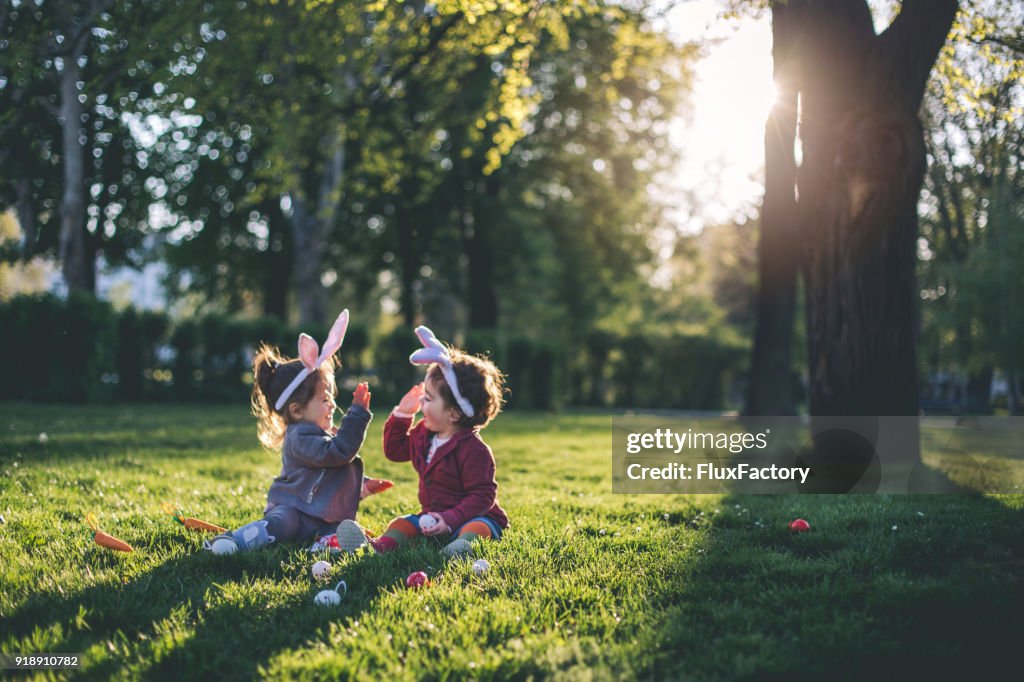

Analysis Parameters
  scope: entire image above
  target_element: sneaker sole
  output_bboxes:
[443,538,473,558]
[336,519,369,553]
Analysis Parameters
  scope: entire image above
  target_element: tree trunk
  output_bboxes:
[397,202,419,328]
[794,1,958,473]
[745,3,801,416]
[16,178,37,256]
[288,130,345,326]
[289,192,326,325]
[58,52,90,292]
[965,365,993,414]
[466,174,499,330]
[262,200,292,321]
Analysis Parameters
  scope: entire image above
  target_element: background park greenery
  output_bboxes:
[2,1,1024,678]
[2,0,1020,417]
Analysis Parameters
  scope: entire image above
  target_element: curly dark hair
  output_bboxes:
[250,343,337,449]
[426,348,505,429]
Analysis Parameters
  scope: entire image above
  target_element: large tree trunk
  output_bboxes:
[58,51,90,292]
[787,1,959,481]
[745,3,801,416]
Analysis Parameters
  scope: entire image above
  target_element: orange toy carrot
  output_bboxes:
[162,502,227,533]
[86,513,134,552]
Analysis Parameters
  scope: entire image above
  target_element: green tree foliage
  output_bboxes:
[919,13,1024,412]
[152,0,588,324]
[0,0,202,291]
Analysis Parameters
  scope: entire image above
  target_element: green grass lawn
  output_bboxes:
[1,404,1023,680]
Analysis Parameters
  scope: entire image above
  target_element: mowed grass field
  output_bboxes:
[1,403,1023,680]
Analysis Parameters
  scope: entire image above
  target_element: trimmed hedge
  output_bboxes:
[0,295,745,410]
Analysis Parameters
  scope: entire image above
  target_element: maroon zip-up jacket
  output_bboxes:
[382,412,508,531]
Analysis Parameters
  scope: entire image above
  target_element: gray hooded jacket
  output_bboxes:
[266,405,371,523]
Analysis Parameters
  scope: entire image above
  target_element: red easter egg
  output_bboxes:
[406,571,429,589]
[789,518,810,532]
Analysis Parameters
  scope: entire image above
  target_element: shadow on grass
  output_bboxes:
[638,466,1024,680]
[1,537,455,681]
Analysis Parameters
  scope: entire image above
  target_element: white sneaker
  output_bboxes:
[443,538,474,559]
[336,519,369,553]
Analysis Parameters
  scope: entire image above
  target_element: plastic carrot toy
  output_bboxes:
[86,513,134,552]
[162,502,226,533]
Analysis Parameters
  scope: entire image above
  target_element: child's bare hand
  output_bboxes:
[420,512,449,536]
[352,382,371,410]
[397,383,424,415]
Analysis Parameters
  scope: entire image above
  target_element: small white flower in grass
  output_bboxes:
[663,513,670,521]
[892,525,898,531]
[635,527,642,533]
[469,662,476,669]
[916,512,925,517]
[599,529,606,536]
[38,432,48,444]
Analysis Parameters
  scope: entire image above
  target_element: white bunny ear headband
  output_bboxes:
[274,309,349,412]
[409,326,475,417]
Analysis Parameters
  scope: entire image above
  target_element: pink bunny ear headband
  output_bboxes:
[274,309,349,412]
[409,326,475,417]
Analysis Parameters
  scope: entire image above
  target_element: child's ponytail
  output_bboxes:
[251,344,288,450]
[251,343,330,450]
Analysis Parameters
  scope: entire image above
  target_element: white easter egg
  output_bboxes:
[311,560,331,580]
[210,538,238,555]
[472,559,490,575]
[419,514,438,530]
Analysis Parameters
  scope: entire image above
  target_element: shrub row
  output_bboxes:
[0,295,745,410]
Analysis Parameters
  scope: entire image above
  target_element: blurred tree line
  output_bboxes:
[4,1,1021,416]
[917,0,1024,414]
[3,0,759,409]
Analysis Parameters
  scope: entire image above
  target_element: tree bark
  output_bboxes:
[798,1,956,419]
[466,173,500,330]
[289,192,326,326]
[746,3,801,416]
[777,0,959,478]
[397,198,419,328]
[289,129,345,325]
[262,199,292,321]
[16,178,37,257]
[58,45,89,292]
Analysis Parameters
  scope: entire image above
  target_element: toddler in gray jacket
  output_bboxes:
[207,310,384,554]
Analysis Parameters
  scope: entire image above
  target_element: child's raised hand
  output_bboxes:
[397,383,425,415]
[352,382,371,410]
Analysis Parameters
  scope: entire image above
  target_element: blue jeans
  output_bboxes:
[263,504,337,544]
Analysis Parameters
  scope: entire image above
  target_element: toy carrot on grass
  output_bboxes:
[161,502,226,533]
[86,512,134,552]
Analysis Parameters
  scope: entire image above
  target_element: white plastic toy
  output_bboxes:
[314,580,348,606]
[472,559,490,575]
[419,514,438,530]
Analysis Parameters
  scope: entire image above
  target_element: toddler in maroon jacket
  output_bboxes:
[336,326,507,558]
